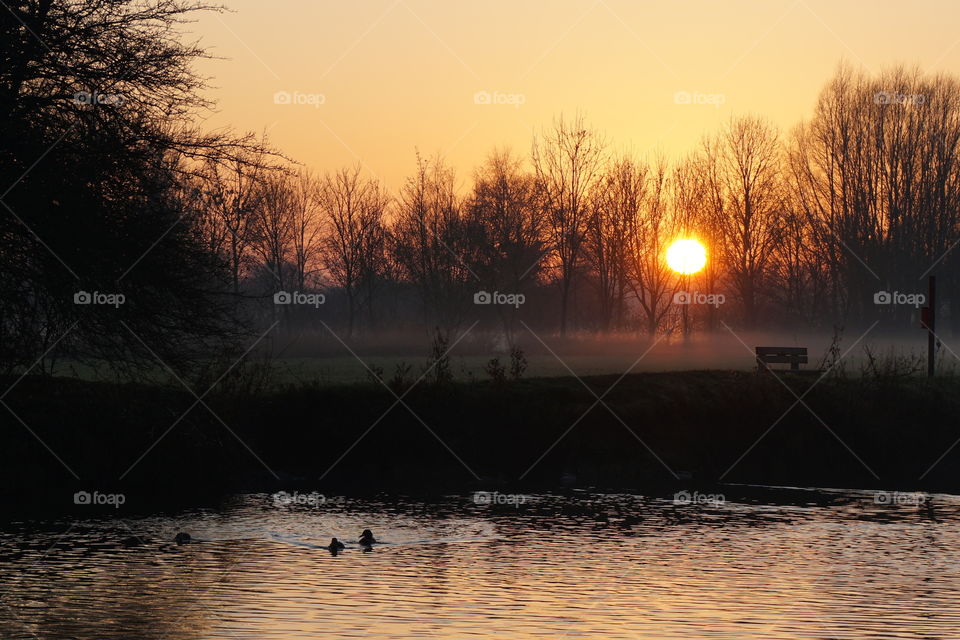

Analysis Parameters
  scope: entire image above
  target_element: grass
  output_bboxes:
[44,328,958,388]
[4,367,960,513]
[46,352,750,387]
[268,354,716,385]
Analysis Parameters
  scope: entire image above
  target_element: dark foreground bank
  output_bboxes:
[3,370,959,511]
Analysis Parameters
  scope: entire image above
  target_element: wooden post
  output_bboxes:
[928,275,936,378]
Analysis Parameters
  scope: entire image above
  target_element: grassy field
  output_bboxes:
[268,354,723,385]
[46,328,955,387]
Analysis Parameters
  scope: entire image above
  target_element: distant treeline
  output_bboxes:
[3,1,959,377]
[209,69,960,342]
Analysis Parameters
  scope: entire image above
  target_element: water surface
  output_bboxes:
[1,487,958,638]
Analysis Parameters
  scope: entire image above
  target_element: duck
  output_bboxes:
[327,537,345,551]
[174,532,192,545]
[358,529,377,545]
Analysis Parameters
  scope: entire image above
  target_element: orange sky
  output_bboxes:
[189,0,960,191]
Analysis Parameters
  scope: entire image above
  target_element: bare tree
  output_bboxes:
[766,204,825,327]
[789,64,960,329]
[0,0,275,375]
[289,170,323,292]
[620,157,681,336]
[466,148,545,339]
[587,155,637,332]
[703,116,783,328]
[195,152,268,294]
[390,153,472,331]
[250,172,294,293]
[673,154,721,332]
[532,114,606,336]
[319,165,390,336]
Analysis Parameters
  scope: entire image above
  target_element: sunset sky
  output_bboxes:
[190,0,960,191]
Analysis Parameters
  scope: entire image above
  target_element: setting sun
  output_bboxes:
[666,239,707,275]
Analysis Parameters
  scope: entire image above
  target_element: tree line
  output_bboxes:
[195,65,960,342]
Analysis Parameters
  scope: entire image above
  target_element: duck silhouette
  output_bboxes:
[121,535,146,548]
[327,537,345,551]
[174,532,192,545]
[358,529,377,545]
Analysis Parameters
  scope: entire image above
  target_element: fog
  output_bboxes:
[263,327,950,383]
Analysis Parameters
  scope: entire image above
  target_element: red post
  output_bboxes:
[927,276,936,377]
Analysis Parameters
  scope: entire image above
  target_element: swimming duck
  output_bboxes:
[174,532,192,545]
[358,529,377,545]
[327,537,345,551]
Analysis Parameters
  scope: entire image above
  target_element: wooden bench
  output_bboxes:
[755,346,808,372]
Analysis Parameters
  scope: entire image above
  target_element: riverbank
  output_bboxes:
[3,370,959,511]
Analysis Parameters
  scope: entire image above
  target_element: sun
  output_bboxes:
[666,239,707,275]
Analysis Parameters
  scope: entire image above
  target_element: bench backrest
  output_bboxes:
[755,346,808,367]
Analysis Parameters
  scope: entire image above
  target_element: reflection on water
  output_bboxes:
[2,487,959,639]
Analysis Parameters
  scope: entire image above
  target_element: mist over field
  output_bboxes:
[251,327,942,384]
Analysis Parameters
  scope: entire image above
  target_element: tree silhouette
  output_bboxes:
[532,114,606,337]
[0,0,273,375]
